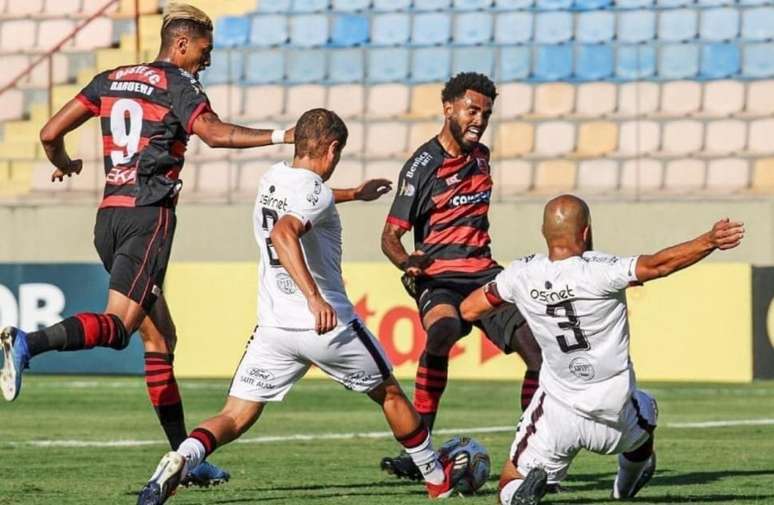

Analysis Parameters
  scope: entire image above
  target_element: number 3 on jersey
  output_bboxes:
[546,300,590,353]
[261,207,281,267]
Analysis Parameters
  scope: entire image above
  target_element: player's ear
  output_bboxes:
[327,140,340,159]
[583,225,593,250]
[443,100,454,118]
[176,35,189,54]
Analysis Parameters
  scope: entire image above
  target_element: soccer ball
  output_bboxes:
[439,436,491,495]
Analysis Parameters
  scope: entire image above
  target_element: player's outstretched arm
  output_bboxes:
[192,111,294,149]
[635,218,745,283]
[39,98,93,182]
[333,178,392,203]
[271,215,337,334]
[381,223,434,277]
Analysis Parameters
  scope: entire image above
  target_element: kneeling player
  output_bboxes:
[137,109,464,505]
[461,195,744,505]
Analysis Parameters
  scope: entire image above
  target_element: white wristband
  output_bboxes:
[271,129,286,145]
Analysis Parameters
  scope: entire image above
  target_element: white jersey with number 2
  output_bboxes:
[495,252,640,423]
[252,162,355,330]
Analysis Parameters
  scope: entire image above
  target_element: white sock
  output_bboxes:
[176,437,206,475]
[614,454,650,498]
[499,478,523,505]
[404,433,445,485]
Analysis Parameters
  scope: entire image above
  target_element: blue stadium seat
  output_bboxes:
[214,16,250,48]
[700,43,740,78]
[535,0,572,9]
[575,44,613,80]
[332,0,371,11]
[741,8,774,41]
[696,0,732,6]
[658,9,696,42]
[291,0,329,12]
[249,15,288,47]
[412,12,452,45]
[499,46,531,80]
[534,44,573,80]
[290,14,329,47]
[411,47,452,82]
[576,11,614,43]
[658,44,699,79]
[615,0,652,7]
[617,11,656,44]
[453,47,495,75]
[700,8,739,42]
[287,49,327,83]
[202,49,243,85]
[494,0,534,8]
[454,0,493,9]
[573,0,612,10]
[372,0,411,9]
[656,0,691,7]
[367,47,410,82]
[331,15,369,46]
[257,0,291,12]
[740,0,769,5]
[372,13,410,45]
[615,45,656,79]
[453,12,492,45]
[329,48,365,82]
[535,12,572,44]
[244,50,284,84]
[494,12,532,44]
[743,43,774,78]
[414,0,452,10]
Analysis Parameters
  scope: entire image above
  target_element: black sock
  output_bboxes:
[26,317,84,356]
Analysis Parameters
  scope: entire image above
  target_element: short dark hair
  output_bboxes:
[160,18,212,49]
[294,109,348,159]
[441,72,498,103]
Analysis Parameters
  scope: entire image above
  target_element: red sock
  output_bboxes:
[521,370,539,411]
[190,427,217,458]
[414,352,448,431]
[74,313,128,349]
[145,352,187,449]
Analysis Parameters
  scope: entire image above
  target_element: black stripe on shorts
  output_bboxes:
[351,320,391,381]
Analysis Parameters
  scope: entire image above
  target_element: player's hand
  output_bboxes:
[308,294,337,334]
[284,127,294,144]
[402,251,434,277]
[354,179,392,202]
[50,159,82,182]
[708,218,745,250]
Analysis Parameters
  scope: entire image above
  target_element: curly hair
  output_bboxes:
[441,72,497,103]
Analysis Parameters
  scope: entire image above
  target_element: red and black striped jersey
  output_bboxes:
[386,137,500,278]
[76,61,212,208]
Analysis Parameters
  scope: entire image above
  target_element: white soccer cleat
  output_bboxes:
[136,451,187,505]
[612,452,656,500]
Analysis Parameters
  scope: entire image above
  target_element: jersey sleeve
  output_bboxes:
[75,72,106,116]
[588,254,640,294]
[386,156,425,231]
[287,179,333,229]
[168,72,212,134]
[493,258,529,305]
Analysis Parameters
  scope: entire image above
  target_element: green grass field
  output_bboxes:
[1,376,773,505]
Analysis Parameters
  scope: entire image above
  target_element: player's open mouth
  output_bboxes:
[464,127,482,142]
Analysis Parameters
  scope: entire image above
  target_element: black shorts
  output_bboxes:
[410,270,526,354]
[94,205,176,312]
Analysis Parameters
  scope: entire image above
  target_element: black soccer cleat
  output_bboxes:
[510,467,548,505]
[137,452,186,505]
[380,451,423,481]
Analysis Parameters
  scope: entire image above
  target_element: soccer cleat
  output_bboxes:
[137,452,186,505]
[612,453,656,500]
[510,467,548,505]
[426,451,468,499]
[380,451,423,481]
[181,460,230,488]
[1,327,30,402]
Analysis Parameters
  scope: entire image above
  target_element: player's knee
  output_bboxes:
[425,317,465,355]
[107,314,131,350]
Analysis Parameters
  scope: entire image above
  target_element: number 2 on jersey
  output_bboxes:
[109,98,143,165]
[261,207,282,267]
[546,300,590,353]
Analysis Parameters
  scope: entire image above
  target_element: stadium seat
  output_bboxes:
[620,159,663,192]
[242,85,285,119]
[656,0,690,7]
[747,119,774,153]
[372,13,411,46]
[215,16,250,48]
[202,50,243,85]
[0,19,36,53]
[494,12,533,45]
[331,14,369,47]
[414,0,452,9]
[290,14,329,47]
[291,0,329,12]
[373,0,411,10]
[453,47,495,76]
[409,121,441,149]
[43,0,80,15]
[660,81,701,116]
[343,121,364,155]
[287,49,327,83]
[704,120,746,155]
[576,12,615,44]
[366,122,409,158]
[705,158,749,192]
[453,12,493,45]
[658,9,696,42]
[745,80,774,115]
[499,46,531,81]
[575,44,614,80]
[663,159,705,192]
[333,0,371,10]
[577,160,618,193]
[742,43,774,78]
[410,84,443,118]
[576,83,616,117]
[573,0,612,10]
[700,43,740,79]
[658,44,699,79]
[257,0,291,13]
[616,46,656,79]
[701,80,744,116]
[617,11,656,44]
[328,84,364,118]
[6,0,41,15]
[243,50,285,84]
[206,85,242,120]
[364,159,401,181]
[494,0,534,8]
[234,161,271,200]
[494,122,534,158]
[575,121,617,157]
[700,8,739,42]
[740,0,769,5]
[616,120,660,156]
[286,85,327,118]
[411,47,451,82]
[741,8,774,41]
[497,83,533,118]
[367,47,410,82]
[535,12,573,44]
[327,159,365,189]
[32,162,70,193]
[195,161,236,198]
[36,19,75,51]
[534,44,573,81]
[533,160,576,193]
[412,12,452,46]
[752,158,774,191]
[696,0,732,6]
[454,0,493,9]
[661,120,703,155]
[535,0,572,10]
[617,82,659,116]
[249,15,288,47]
[534,83,575,117]
[329,48,365,83]
[0,56,27,89]
[74,16,114,50]
[494,160,532,197]
[367,84,410,117]
[615,0,653,7]
[534,121,575,156]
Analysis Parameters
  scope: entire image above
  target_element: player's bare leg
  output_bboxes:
[498,459,548,505]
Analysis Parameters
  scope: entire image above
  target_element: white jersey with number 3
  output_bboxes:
[253,162,355,330]
[495,252,640,423]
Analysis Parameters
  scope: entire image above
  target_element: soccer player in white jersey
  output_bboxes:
[460,195,745,505]
[136,109,466,505]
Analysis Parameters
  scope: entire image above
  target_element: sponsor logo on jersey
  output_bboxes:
[405,151,432,179]
[275,272,298,295]
[400,179,416,197]
[240,367,277,389]
[568,357,595,381]
[529,284,575,303]
[109,65,165,87]
[476,156,489,174]
[307,180,323,205]
[342,371,379,390]
[109,80,154,96]
[445,173,461,186]
[449,189,491,207]
[105,165,137,185]
[260,192,288,212]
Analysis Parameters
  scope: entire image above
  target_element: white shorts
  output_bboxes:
[228,320,393,402]
[509,388,658,484]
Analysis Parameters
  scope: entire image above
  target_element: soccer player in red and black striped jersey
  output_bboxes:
[379,73,543,480]
[0,3,291,487]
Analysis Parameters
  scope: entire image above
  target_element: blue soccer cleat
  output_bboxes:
[1,327,30,401]
[182,460,230,488]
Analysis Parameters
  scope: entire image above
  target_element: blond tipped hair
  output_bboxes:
[162,3,213,32]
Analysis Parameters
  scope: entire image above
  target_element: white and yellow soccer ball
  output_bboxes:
[439,436,491,495]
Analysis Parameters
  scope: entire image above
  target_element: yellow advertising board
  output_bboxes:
[167,262,752,382]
